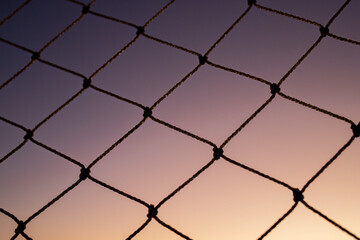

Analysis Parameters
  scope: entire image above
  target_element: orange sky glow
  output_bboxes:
[0,0,359,239]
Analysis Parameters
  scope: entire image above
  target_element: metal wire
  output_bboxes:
[0,0,359,239]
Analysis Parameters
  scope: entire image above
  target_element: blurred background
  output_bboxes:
[0,0,359,239]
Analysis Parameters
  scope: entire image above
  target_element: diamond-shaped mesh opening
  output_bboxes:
[0,0,359,239]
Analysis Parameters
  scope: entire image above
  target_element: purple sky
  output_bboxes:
[0,0,359,239]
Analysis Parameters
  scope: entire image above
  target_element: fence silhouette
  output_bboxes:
[0,0,359,239]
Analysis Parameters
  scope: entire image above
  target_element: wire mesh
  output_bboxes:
[0,0,359,239]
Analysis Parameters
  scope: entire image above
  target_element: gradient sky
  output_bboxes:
[0,0,359,239]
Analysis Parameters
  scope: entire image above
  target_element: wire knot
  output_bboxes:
[83,78,91,88]
[31,52,40,60]
[248,0,256,6]
[270,83,280,95]
[24,129,33,140]
[143,107,152,118]
[15,221,26,234]
[213,147,223,160]
[351,122,360,138]
[82,5,90,14]
[198,55,208,65]
[136,26,145,35]
[292,188,304,202]
[319,26,329,37]
[147,205,158,218]
[79,167,90,181]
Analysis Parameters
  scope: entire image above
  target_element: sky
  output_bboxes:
[0,0,359,239]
